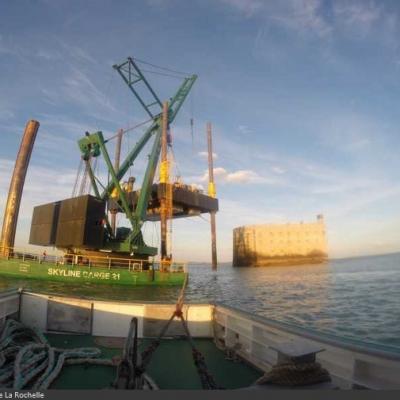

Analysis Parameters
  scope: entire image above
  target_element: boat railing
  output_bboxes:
[0,288,20,327]
[214,303,400,390]
[0,245,187,273]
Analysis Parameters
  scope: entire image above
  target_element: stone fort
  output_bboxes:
[233,215,328,267]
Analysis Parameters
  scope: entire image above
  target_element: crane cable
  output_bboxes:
[190,85,195,154]
[107,118,154,142]
[86,157,98,195]
[78,156,96,196]
[139,69,185,80]
[107,57,195,143]
[71,158,84,197]
[132,57,192,77]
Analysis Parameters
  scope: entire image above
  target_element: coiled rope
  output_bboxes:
[256,361,331,387]
[0,319,110,389]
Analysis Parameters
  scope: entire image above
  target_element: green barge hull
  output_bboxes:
[0,257,186,286]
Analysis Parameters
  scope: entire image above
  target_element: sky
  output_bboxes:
[1,0,400,262]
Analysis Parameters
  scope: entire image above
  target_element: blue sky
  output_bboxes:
[1,0,400,262]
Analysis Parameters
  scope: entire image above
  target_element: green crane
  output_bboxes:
[77,57,197,257]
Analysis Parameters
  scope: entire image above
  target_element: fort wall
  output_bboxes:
[233,215,328,267]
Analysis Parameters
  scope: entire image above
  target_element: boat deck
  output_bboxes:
[46,334,262,390]
[1,290,399,390]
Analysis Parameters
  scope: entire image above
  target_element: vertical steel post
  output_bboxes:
[1,120,40,256]
[160,102,169,263]
[111,128,123,236]
[207,122,218,271]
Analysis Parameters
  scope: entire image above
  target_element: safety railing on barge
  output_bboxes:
[0,246,187,273]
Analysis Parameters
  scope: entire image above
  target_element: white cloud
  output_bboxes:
[333,0,381,30]
[332,1,399,45]
[0,35,11,54]
[272,0,331,38]
[198,151,218,160]
[0,34,24,58]
[0,109,15,121]
[271,166,285,174]
[189,183,204,191]
[220,0,331,38]
[37,113,101,139]
[198,167,276,185]
[62,67,118,116]
[317,112,377,153]
[220,0,397,42]
[224,169,262,183]
[238,125,252,135]
[219,0,263,17]
[220,197,286,226]
[58,41,96,64]
[36,49,62,61]
[0,159,76,223]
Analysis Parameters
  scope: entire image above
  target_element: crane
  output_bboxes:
[77,57,197,258]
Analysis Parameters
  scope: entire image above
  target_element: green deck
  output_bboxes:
[46,334,262,390]
[0,257,186,286]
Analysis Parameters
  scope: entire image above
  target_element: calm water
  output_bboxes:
[1,253,399,350]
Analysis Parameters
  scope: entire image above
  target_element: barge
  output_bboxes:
[0,246,186,286]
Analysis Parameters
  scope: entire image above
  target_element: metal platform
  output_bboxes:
[108,183,219,221]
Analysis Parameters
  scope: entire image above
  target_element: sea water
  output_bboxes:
[1,252,399,350]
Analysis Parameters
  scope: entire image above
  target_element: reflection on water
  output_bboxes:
[1,253,399,349]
